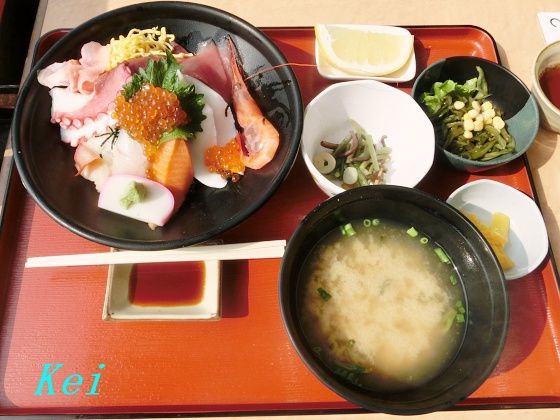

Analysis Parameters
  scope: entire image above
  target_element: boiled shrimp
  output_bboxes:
[227,37,280,170]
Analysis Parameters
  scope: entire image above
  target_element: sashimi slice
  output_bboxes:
[50,87,93,122]
[74,142,101,173]
[150,139,194,211]
[179,41,232,103]
[190,104,226,188]
[73,128,149,190]
[58,113,114,147]
[184,76,237,147]
[74,141,111,191]
[79,42,110,73]
[38,42,109,94]
[51,63,131,123]
[111,130,149,177]
[178,73,237,188]
[38,60,81,90]
[81,160,111,192]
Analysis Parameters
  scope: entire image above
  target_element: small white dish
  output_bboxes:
[314,25,416,83]
[103,258,221,320]
[301,80,435,197]
[447,179,549,280]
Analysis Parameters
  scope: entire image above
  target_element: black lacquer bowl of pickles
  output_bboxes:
[412,56,539,173]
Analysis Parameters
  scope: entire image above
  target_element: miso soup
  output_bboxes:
[299,218,466,392]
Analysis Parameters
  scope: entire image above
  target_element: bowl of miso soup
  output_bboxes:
[279,185,509,415]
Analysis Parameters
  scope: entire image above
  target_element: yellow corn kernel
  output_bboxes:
[453,101,465,110]
[481,101,493,111]
[467,109,479,119]
[492,116,505,130]
[482,108,496,120]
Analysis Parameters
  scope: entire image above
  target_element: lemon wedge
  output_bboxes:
[315,24,414,76]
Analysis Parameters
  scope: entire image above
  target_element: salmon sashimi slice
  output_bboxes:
[150,139,194,211]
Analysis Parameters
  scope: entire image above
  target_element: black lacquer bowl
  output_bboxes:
[12,1,303,250]
[412,56,538,173]
[279,186,509,414]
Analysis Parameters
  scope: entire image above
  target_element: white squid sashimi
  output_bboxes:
[192,104,227,188]
[178,73,238,189]
[77,129,148,191]
[111,130,149,177]
[81,129,115,165]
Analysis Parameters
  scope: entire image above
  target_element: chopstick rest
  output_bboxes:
[25,240,286,268]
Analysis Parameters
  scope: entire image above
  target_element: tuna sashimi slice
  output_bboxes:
[179,41,232,103]
[122,41,231,103]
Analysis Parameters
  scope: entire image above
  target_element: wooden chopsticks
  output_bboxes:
[25,240,286,268]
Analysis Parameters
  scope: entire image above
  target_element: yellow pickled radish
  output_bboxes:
[315,24,414,76]
[464,211,513,271]
[493,246,514,271]
[491,212,510,247]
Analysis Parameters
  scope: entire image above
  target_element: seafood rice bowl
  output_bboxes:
[12,2,303,249]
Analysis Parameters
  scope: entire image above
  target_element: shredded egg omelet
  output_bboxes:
[107,27,191,69]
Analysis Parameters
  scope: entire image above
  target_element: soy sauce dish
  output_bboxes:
[279,186,508,414]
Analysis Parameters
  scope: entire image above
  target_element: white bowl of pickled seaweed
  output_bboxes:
[301,80,435,197]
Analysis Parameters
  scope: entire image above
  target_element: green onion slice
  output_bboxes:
[434,247,451,264]
[407,227,419,237]
[318,287,332,301]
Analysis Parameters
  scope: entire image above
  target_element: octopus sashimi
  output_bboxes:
[50,63,130,127]
[38,41,109,94]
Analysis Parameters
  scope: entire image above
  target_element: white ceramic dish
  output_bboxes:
[447,179,549,280]
[314,24,416,83]
[103,258,221,320]
[301,80,435,197]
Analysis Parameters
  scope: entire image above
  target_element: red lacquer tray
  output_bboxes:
[1,26,560,416]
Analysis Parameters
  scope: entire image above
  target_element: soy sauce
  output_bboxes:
[129,262,205,306]
[539,64,560,109]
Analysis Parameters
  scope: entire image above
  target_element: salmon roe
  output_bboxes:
[205,137,245,181]
[114,84,187,158]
